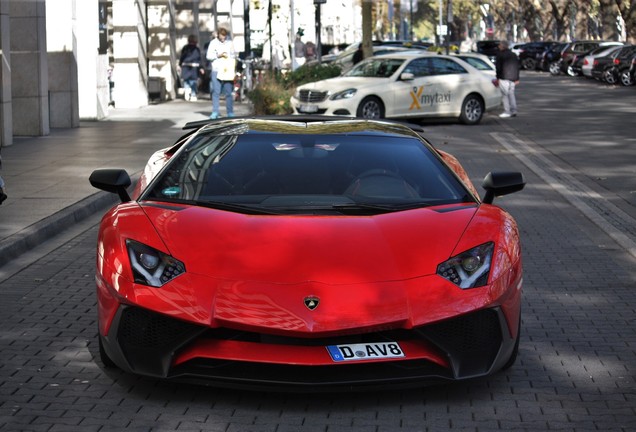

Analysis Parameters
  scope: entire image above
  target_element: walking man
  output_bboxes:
[179,35,204,101]
[206,28,235,119]
[495,40,520,118]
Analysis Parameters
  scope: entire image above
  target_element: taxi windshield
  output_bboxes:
[344,58,405,78]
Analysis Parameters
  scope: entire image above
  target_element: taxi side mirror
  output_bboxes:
[400,72,415,81]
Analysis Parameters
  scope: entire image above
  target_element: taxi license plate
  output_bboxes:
[299,104,319,113]
[327,342,405,362]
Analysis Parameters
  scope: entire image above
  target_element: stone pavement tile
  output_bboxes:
[275,425,326,432]
[176,423,229,432]
[225,423,277,432]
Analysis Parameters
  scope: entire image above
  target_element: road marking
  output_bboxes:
[491,132,636,261]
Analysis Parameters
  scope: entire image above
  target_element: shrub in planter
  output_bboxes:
[248,63,342,116]
[247,74,294,115]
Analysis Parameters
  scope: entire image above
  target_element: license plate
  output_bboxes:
[327,342,405,362]
[299,104,318,113]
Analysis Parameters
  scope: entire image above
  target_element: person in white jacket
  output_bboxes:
[206,28,235,119]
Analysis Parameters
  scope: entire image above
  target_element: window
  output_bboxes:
[430,58,467,75]
[404,58,433,77]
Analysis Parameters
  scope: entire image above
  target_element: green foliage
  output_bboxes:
[247,73,294,115]
[247,63,342,116]
[280,63,342,89]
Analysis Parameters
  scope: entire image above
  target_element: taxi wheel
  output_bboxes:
[459,94,484,125]
[356,96,384,119]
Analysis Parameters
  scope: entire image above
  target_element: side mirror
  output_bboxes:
[481,171,525,204]
[89,169,132,203]
[400,72,415,81]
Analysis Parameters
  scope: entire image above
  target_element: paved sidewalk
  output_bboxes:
[0,98,253,266]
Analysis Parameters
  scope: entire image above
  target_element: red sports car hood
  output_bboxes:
[142,203,478,284]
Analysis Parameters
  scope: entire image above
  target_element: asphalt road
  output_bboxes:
[0,71,635,431]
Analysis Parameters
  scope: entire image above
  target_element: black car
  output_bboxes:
[539,42,567,73]
[517,41,555,70]
[557,41,606,76]
[475,40,500,63]
[604,45,636,86]
[591,49,621,83]
[629,56,636,83]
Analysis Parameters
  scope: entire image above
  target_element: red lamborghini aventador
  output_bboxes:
[90,117,525,390]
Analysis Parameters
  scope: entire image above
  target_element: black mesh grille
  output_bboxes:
[118,307,202,349]
[416,308,503,377]
[298,90,328,102]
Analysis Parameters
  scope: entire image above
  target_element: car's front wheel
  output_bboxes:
[356,96,384,119]
[459,94,484,125]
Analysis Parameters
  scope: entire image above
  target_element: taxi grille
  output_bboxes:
[298,90,328,103]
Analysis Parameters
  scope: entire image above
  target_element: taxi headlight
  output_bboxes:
[330,88,357,100]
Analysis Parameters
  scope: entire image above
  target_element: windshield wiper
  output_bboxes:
[194,200,281,215]
[331,202,432,214]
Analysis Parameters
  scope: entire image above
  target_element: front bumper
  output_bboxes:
[290,95,358,117]
[99,304,519,391]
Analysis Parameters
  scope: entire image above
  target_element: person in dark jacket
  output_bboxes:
[179,35,205,101]
[495,40,520,118]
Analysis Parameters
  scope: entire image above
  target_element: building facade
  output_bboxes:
[0,0,358,148]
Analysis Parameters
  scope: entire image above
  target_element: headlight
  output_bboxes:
[126,239,185,287]
[437,242,494,289]
[329,88,357,100]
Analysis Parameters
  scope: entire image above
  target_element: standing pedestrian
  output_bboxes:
[352,44,364,65]
[293,33,306,68]
[0,155,6,205]
[495,40,520,118]
[304,40,317,62]
[179,35,204,101]
[206,28,236,119]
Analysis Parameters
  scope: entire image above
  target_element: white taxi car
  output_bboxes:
[291,52,501,125]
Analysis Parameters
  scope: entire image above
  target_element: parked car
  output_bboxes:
[604,45,636,86]
[517,41,555,70]
[591,49,621,83]
[89,116,525,390]
[539,42,567,73]
[314,41,431,71]
[629,56,636,83]
[291,52,502,125]
[580,45,624,78]
[557,41,609,76]
[453,52,496,77]
[475,40,501,63]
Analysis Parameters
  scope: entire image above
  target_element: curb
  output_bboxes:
[0,191,118,267]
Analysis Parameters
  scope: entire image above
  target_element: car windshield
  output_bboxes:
[344,58,405,78]
[142,128,473,215]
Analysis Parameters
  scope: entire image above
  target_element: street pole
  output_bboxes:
[410,0,414,41]
[291,0,296,70]
[438,0,443,47]
[244,0,251,57]
[446,0,452,54]
[315,0,323,63]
